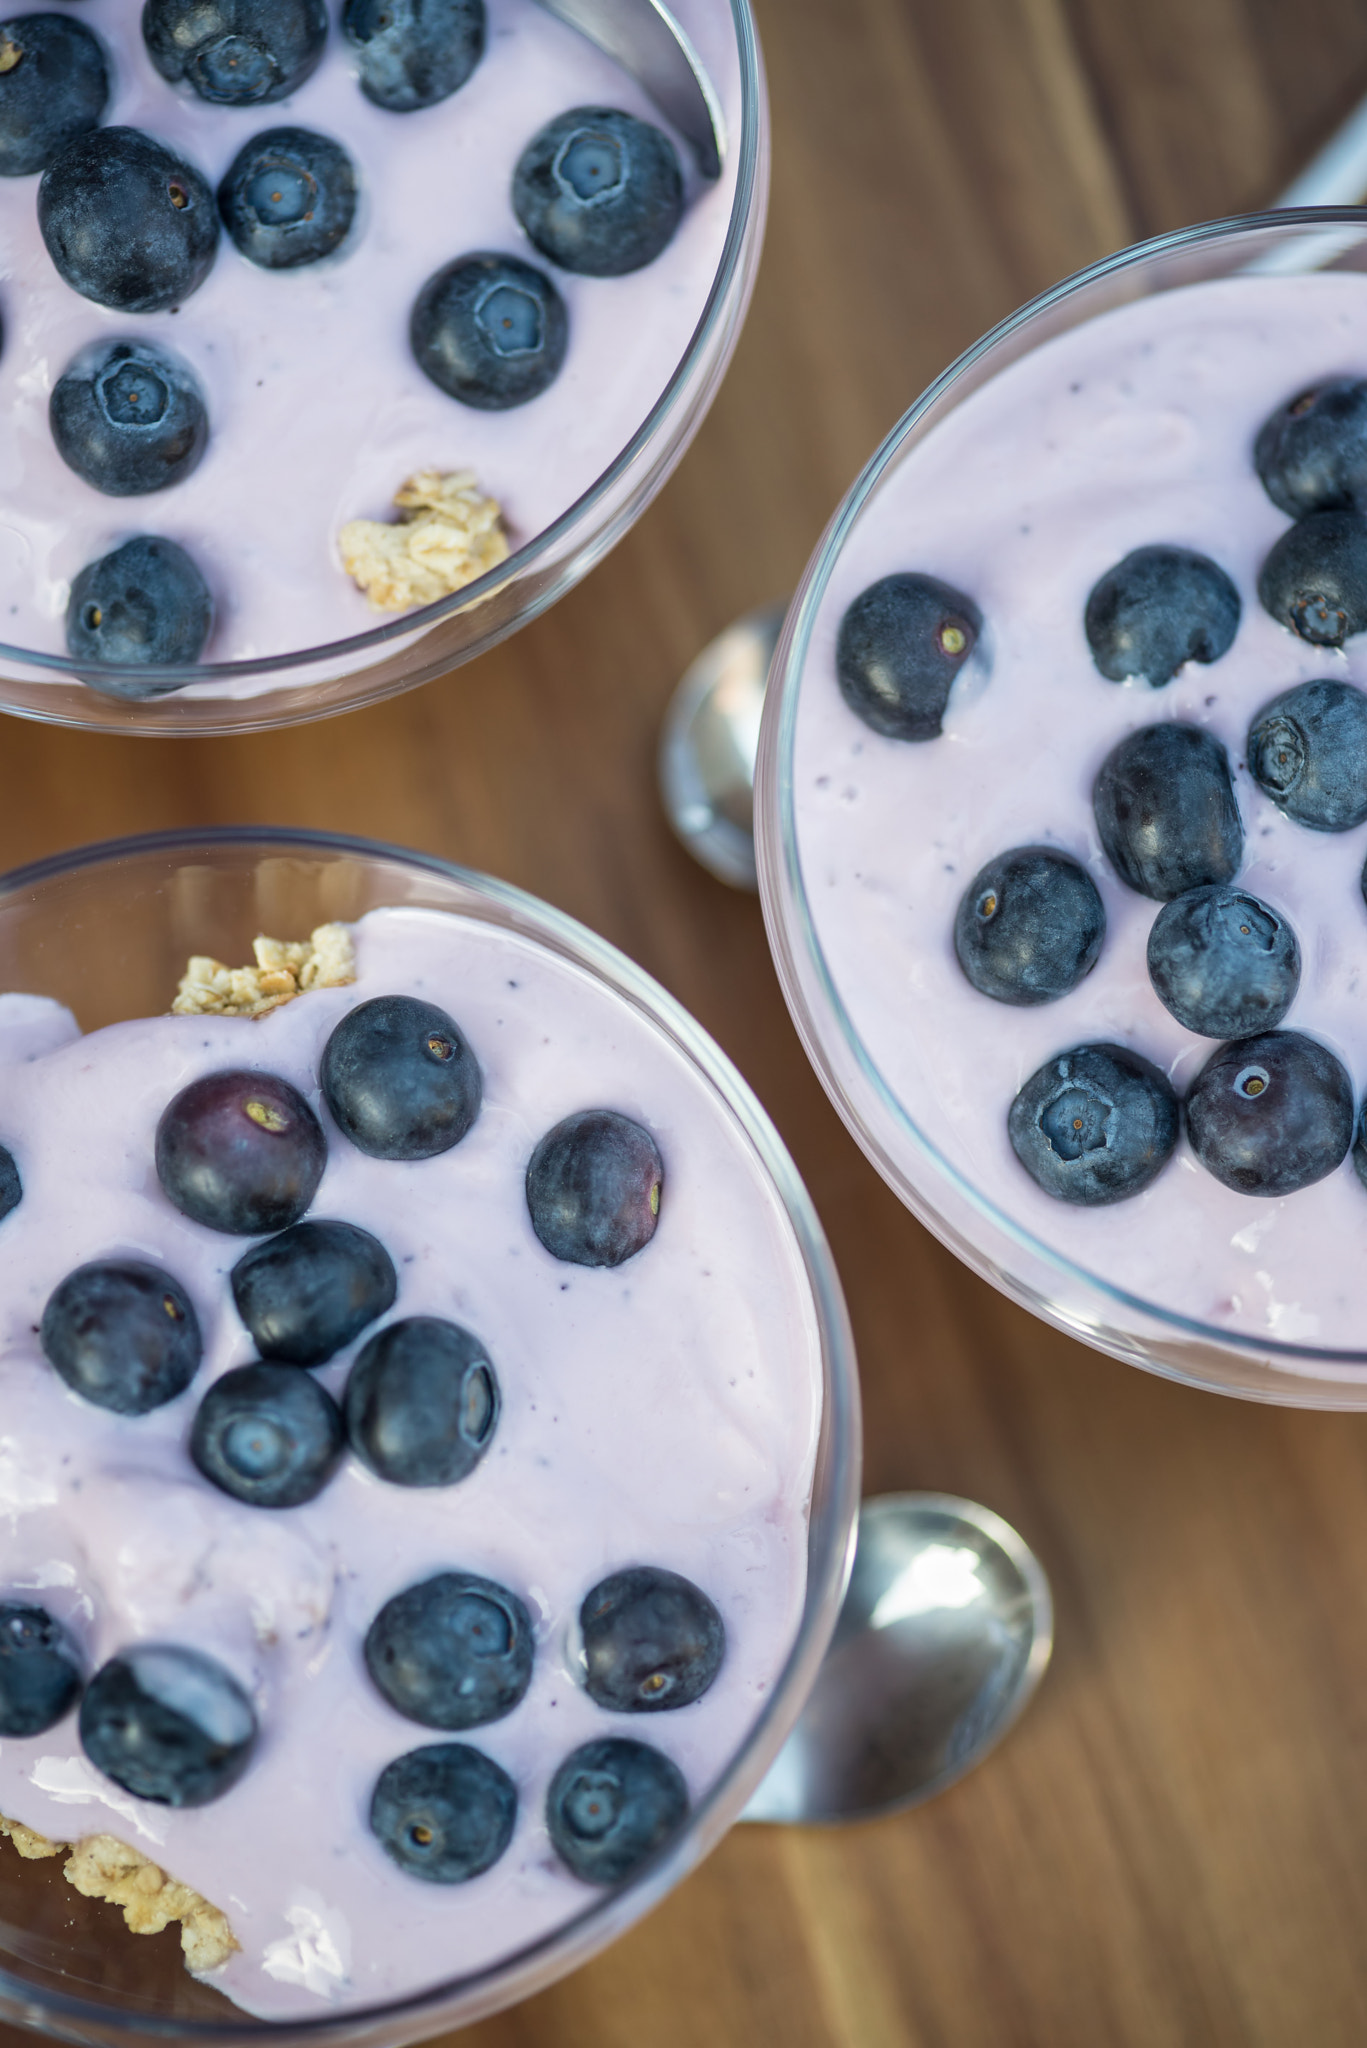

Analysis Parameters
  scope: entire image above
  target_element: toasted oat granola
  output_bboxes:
[0,1814,237,1972]
[172,923,356,1019]
[338,467,509,612]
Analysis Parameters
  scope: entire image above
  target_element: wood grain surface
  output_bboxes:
[5,3,1367,2044]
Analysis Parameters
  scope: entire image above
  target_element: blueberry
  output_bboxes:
[39,127,218,314]
[218,127,356,270]
[513,107,683,277]
[155,1068,326,1235]
[1008,1043,1179,1206]
[79,1644,256,1807]
[525,1109,662,1268]
[1092,723,1243,901]
[51,339,208,498]
[66,536,212,686]
[190,1361,344,1509]
[1083,544,1240,688]
[1255,379,1367,518]
[345,1317,498,1487]
[835,572,982,741]
[0,1603,82,1737]
[1246,678,1367,832]
[342,0,483,113]
[320,995,481,1160]
[1352,1100,1367,1193]
[1147,886,1300,1040]
[1258,509,1367,648]
[230,1218,396,1366]
[546,1737,687,1886]
[0,1141,20,1225]
[41,1259,201,1415]
[364,1572,533,1730]
[369,1741,515,1883]
[953,846,1104,1006]
[410,252,568,410]
[0,13,108,177]
[142,0,327,105]
[1186,1030,1353,1196]
[580,1566,724,1713]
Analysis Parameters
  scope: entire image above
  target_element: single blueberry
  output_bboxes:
[79,1644,256,1806]
[1246,678,1367,832]
[0,1603,83,1737]
[142,0,327,105]
[190,1362,344,1509]
[345,1317,499,1487]
[218,127,356,270]
[51,339,208,497]
[513,107,684,277]
[547,1736,687,1885]
[1352,1099,1367,1194]
[953,846,1105,1005]
[364,1572,533,1730]
[230,1218,396,1366]
[39,127,218,314]
[65,536,212,689]
[1092,722,1243,901]
[0,13,108,177]
[1258,509,1367,648]
[41,1258,201,1415]
[155,1068,327,1236]
[1186,1030,1353,1196]
[580,1566,724,1713]
[1147,886,1300,1040]
[1255,380,1367,518]
[1008,1043,1179,1206]
[369,1741,515,1883]
[526,1109,663,1268]
[410,252,568,410]
[320,994,481,1160]
[342,0,483,113]
[1083,544,1240,688]
[0,1141,20,1225]
[835,572,982,741]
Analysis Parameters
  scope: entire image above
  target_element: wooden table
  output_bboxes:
[6,4,1367,2043]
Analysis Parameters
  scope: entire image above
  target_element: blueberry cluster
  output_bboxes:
[2,990,711,1892]
[0,3,689,691]
[838,380,1367,1209]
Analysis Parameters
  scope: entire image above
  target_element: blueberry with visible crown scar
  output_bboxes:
[39,127,218,314]
[1255,379,1367,518]
[580,1566,724,1712]
[217,127,356,270]
[370,1742,515,1881]
[547,1737,688,1885]
[1084,545,1240,687]
[41,1258,201,1414]
[1147,886,1300,1040]
[142,0,327,105]
[156,1069,326,1235]
[513,107,684,276]
[1247,678,1367,832]
[1092,722,1243,901]
[1008,1043,1179,1205]
[321,995,481,1160]
[0,1603,83,1736]
[231,1218,396,1366]
[526,1109,662,1267]
[345,1317,499,1487]
[190,1362,344,1508]
[953,846,1105,1005]
[411,251,568,410]
[342,0,484,112]
[1258,509,1367,648]
[835,572,982,740]
[80,1644,256,1806]
[0,13,108,177]
[51,339,208,497]
[365,1572,534,1730]
[1186,1030,1353,1196]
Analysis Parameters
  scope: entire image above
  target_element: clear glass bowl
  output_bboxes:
[756,207,1367,1409]
[0,827,860,2044]
[0,5,768,737]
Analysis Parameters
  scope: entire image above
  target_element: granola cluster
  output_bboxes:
[339,468,509,612]
[172,924,356,1019]
[0,1814,236,1972]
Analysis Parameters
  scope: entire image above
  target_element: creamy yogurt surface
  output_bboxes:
[793,271,1367,1353]
[0,905,820,2017]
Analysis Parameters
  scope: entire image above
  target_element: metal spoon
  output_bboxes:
[743,1493,1053,1824]
[532,0,726,178]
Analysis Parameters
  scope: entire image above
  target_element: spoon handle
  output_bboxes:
[530,0,726,178]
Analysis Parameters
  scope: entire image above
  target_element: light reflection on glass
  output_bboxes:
[869,1544,984,1629]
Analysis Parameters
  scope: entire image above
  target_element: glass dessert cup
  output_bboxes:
[0,826,860,2046]
[756,207,1367,1410]
[0,2,767,739]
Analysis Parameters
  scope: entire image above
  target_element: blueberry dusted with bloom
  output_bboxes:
[39,127,218,314]
[218,128,356,270]
[345,1317,498,1486]
[1083,544,1240,687]
[0,13,108,177]
[411,252,568,410]
[1186,1030,1353,1196]
[581,1566,724,1712]
[1246,678,1367,832]
[1008,1043,1179,1206]
[66,537,212,687]
[953,846,1105,1005]
[321,994,481,1159]
[1092,722,1242,901]
[156,1069,326,1235]
[0,1142,20,1225]
[343,0,484,112]
[527,1109,662,1267]
[231,1219,396,1366]
[547,1737,688,1885]
[1258,509,1367,648]
[51,339,208,497]
[370,1741,515,1882]
[513,108,684,277]
[1255,379,1367,518]
[190,1362,344,1509]
[80,1644,256,1807]
[1147,886,1300,1040]
[365,1572,533,1730]
[0,1603,82,1737]
[836,572,982,741]
[142,0,327,105]
[41,1259,201,1415]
